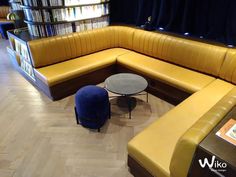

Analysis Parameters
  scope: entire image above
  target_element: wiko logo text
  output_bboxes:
[199,156,227,172]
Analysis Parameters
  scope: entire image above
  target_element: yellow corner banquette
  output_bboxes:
[23,26,236,177]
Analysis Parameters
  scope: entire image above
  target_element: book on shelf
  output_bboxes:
[22,0,42,6]
[15,39,35,80]
[11,3,23,10]
[21,44,30,62]
[216,119,236,146]
[22,0,109,7]
[23,0,110,37]
[9,0,23,3]
[15,39,21,54]
[24,9,43,22]
[14,39,30,62]
[65,0,108,6]
[24,4,109,22]
[28,16,109,37]
[20,58,35,80]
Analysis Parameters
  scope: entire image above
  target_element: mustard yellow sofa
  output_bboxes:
[25,26,236,177]
[0,6,10,22]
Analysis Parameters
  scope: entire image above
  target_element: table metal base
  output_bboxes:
[109,92,148,119]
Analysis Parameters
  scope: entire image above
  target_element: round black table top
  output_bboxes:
[104,73,148,96]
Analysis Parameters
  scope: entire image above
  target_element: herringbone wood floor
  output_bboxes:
[0,39,174,177]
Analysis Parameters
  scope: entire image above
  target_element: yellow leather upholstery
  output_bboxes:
[128,79,234,177]
[112,26,135,50]
[29,27,116,68]
[170,87,236,177]
[117,52,215,93]
[34,48,130,86]
[28,26,135,68]
[219,49,236,84]
[0,6,10,18]
[0,18,9,22]
[24,26,236,177]
[133,29,227,76]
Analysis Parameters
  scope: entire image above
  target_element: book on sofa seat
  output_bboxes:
[216,119,236,146]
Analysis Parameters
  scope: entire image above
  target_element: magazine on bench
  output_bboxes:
[216,119,236,146]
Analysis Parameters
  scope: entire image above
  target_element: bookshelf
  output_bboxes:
[20,0,110,37]
[7,28,36,81]
[9,0,23,11]
[8,0,26,28]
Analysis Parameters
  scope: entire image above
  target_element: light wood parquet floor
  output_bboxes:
[0,39,174,177]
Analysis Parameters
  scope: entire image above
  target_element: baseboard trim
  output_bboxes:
[128,155,154,177]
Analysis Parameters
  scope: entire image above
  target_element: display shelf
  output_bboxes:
[19,59,35,81]
[21,1,110,10]
[9,0,27,27]
[9,0,23,10]
[6,0,110,80]
[20,0,110,37]
[9,0,22,3]
[7,29,36,81]
[24,14,110,25]
[7,28,38,43]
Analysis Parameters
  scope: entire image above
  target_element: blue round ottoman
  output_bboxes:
[74,85,110,132]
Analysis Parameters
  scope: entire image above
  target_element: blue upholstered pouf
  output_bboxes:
[74,85,110,131]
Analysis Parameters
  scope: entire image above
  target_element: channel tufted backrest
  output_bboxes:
[112,26,135,50]
[29,25,230,76]
[0,6,10,18]
[219,49,236,84]
[132,29,228,77]
[28,26,135,68]
[29,27,115,68]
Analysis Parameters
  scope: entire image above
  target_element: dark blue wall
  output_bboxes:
[110,0,236,46]
[0,0,9,6]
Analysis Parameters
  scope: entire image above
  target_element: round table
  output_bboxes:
[105,73,148,118]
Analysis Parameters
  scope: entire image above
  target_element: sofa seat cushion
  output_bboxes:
[128,79,234,177]
[34,48,131,86]
[117,52,215,93]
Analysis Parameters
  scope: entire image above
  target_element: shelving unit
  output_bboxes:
[9,0,23,10]
[7,28,36,81]
[20,0,110,37]
[6,1,111,83]
[8,0,26,28]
